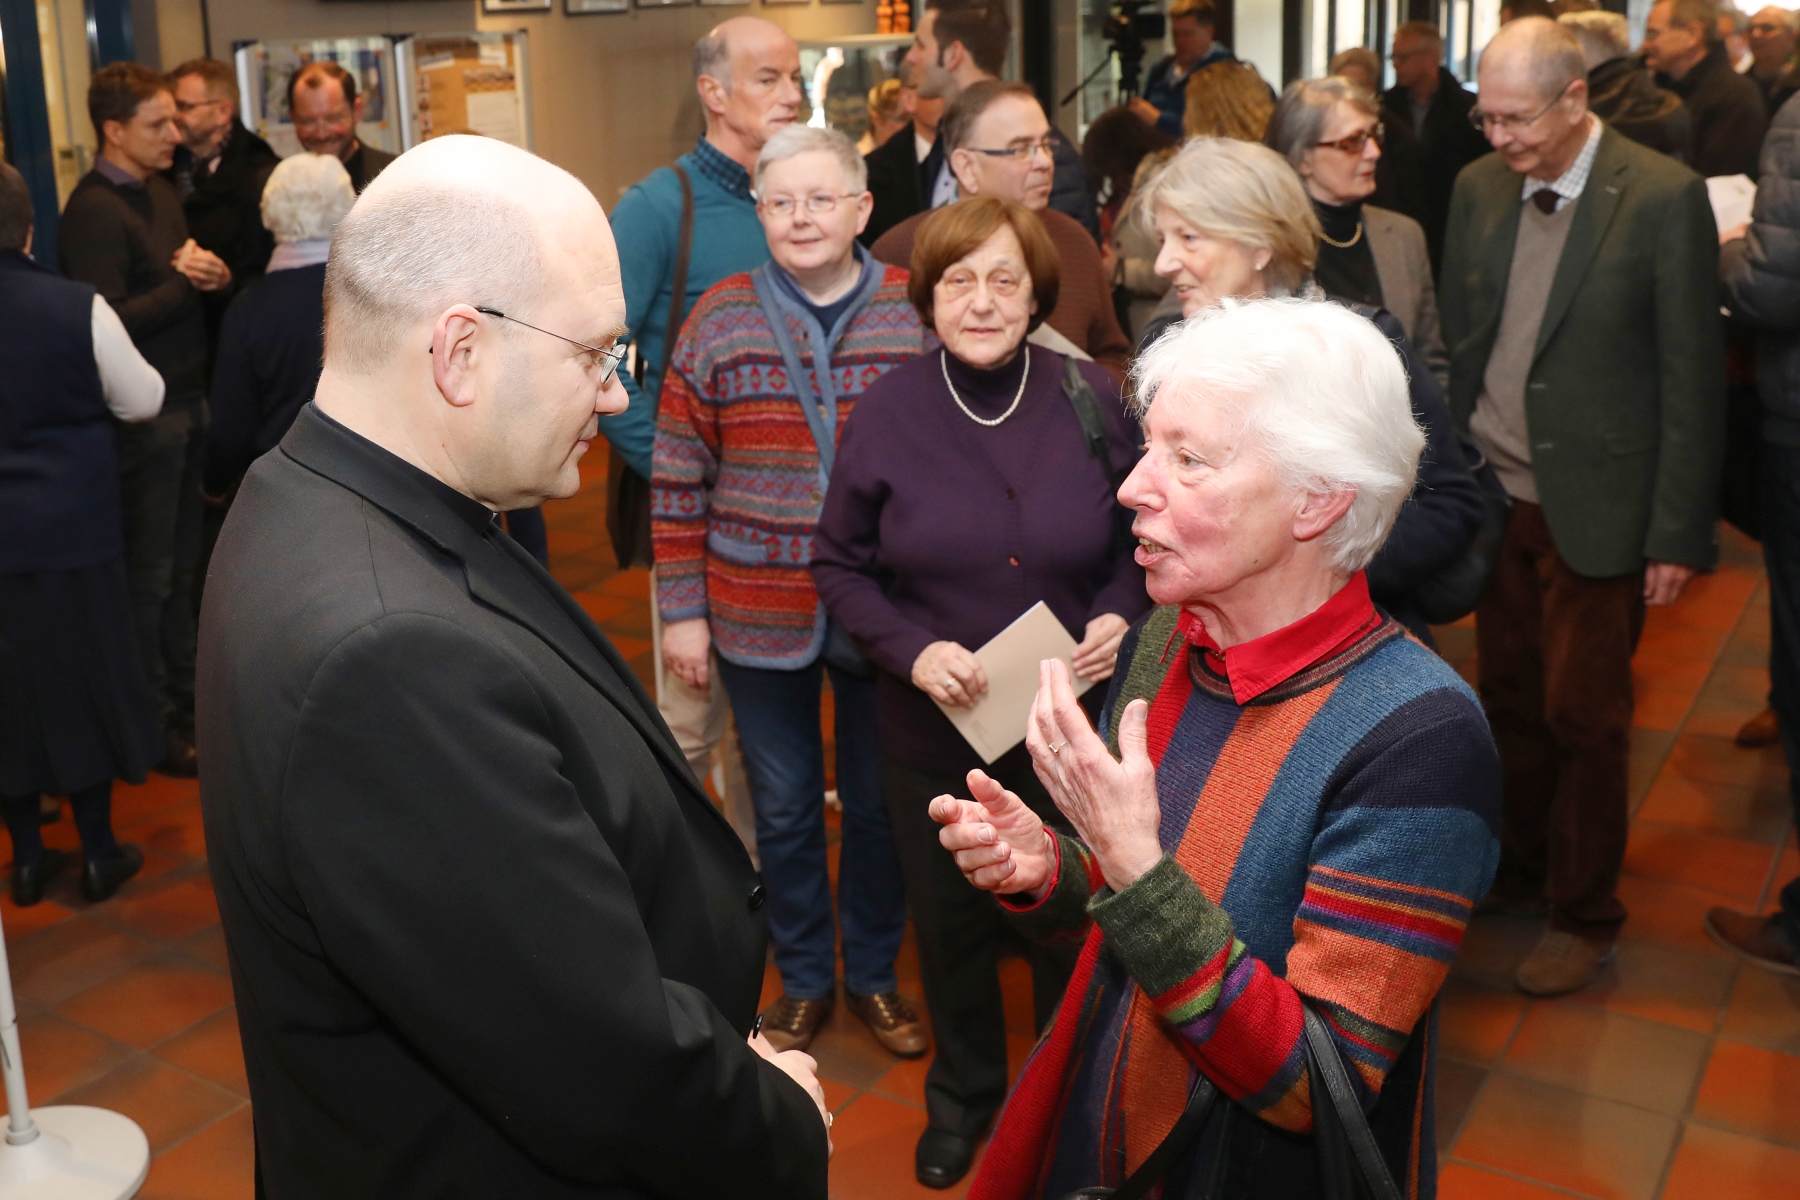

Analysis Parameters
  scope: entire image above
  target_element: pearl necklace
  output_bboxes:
[942,348,1030,428]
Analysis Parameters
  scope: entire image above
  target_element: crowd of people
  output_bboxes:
[4,0,1800,1196]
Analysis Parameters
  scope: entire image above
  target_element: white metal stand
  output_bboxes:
[0,909,148,1199]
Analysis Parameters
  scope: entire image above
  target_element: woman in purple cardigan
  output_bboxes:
[811,197,1149,1190]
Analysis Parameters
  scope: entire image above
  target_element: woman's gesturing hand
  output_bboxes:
[913,640,988,708]
[1070,613,1129,683]
[1026,659,1163,891]
[929,770,1057,899]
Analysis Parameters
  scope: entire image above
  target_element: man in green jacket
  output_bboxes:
[1440,16,1725,997]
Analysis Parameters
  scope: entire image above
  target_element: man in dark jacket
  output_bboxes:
[59,63,232,778]
[166,57,279,328]
[288,61,395,192]
[197,133,831,1199]
[1712,91,1800,975]
[1442,18,1725,997]
[1562,10,1693,160]
[1133,0,1237,137]
[861,61,945,246]
[1646,0,1769,175]
[1746,5,1799,113]
[1383,20,1496,271]
[899,0,1097,239]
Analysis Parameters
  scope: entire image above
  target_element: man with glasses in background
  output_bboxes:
[288,61,394,193]
[1745,5,1799,113]
[1440,17,1724,998]
[1383,20,1492,273]
[869,80,1129,380]
[166,59,279,326]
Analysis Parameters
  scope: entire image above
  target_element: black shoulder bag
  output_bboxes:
[607,163,694,569]
[1061,357,1136,557]
[1059,1000,1405,1199]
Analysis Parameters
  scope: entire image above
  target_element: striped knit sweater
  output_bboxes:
[973,600,1500,1200]
[651,262,930,668]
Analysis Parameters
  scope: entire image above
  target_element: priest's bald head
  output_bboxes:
[314,135,628,512]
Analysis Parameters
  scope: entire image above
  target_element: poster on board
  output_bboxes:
[395,32,534,151]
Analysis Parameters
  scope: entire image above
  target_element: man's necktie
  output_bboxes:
[1532,189,1560,214]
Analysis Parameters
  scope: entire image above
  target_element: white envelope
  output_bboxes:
[933,602,1094,765]
[1707,173,1757,233]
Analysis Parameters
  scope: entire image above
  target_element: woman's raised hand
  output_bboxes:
[913,640,988,708]
[929,770,1057,899]
[1026,659,1164,891]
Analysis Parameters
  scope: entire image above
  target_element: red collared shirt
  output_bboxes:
[1176,572,1383,705]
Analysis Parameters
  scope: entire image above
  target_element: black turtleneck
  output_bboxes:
[1311,197,1383,310]
[941,343,1031,422]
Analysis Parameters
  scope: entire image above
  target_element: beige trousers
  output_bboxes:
[648,570,757,863]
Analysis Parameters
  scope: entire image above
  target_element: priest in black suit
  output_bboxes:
[167,58,281,319]
[196,134,831,1199]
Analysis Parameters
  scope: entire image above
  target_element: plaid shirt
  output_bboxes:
[690,136,753,202]
[1522,114,1604,212]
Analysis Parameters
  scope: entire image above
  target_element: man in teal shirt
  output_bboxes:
[604,17,803,479]
[607,17,803,865]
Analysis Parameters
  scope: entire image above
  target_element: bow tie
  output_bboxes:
[1531,189,1561,214]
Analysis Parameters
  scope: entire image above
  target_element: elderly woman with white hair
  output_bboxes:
[201,152,354,502]
[652,124,931,1059]
[932,298,1500,1200]
[1136,136,1487,641]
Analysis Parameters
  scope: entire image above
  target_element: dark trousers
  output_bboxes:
[118,403,204,729]
[1759,443,1800,944]
[884,753,1078,1138]
[3,781,119,867]
[1477,500,1645,940]
[716,657,905,999]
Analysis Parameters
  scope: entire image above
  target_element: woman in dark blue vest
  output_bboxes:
[0,165,163,905]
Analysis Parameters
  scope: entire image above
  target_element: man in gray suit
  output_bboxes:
[1440,17,1725,997]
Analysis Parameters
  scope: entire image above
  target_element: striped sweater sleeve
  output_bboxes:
[650,309,721,625]
[1087,704,1498,1133]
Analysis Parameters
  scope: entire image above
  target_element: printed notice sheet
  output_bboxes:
[1707,174,1757,233]
[935,602,1094,765]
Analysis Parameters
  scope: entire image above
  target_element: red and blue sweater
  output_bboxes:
[973,579,1500,1200]
[651,262,930,668]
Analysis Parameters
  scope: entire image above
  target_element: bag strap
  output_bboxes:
[656,163,696,403]
[1108,1074,1218,1200]
[1062,355,1126,489]
[1301,1004,1404,1200]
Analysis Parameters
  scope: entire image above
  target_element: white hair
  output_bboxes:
[1559,11,1632,69]
[261,153,356,244]
[1131,297,1425,573]
[753,125,868,197]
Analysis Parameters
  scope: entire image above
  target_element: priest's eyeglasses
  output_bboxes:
[474,307,627,385]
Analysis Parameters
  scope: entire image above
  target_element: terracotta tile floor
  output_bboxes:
[5,456,1797,1200]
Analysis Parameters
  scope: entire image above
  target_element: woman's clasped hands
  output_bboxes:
[930,659,1165,900]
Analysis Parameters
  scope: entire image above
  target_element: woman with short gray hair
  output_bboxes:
[654,124,931,1062]
[1265,75,1450,384]
[931,297,1500,1200]
[202,154,355,501]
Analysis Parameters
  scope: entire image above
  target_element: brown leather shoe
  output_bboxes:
[1705,906,1800,975]
[1516,929,1616,996]
[846,990,929,1058]
[1736,707,1780,748]
[760,993,835,1053]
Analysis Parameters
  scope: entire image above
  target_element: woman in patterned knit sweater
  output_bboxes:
[651,126,931,1062]
[931,299,1500,1198]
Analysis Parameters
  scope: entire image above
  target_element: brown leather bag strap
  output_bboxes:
[658,163,696,399]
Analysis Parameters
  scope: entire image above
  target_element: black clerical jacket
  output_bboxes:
[196,404,828,1199]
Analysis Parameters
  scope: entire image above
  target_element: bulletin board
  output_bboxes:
[395,32,533,151]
